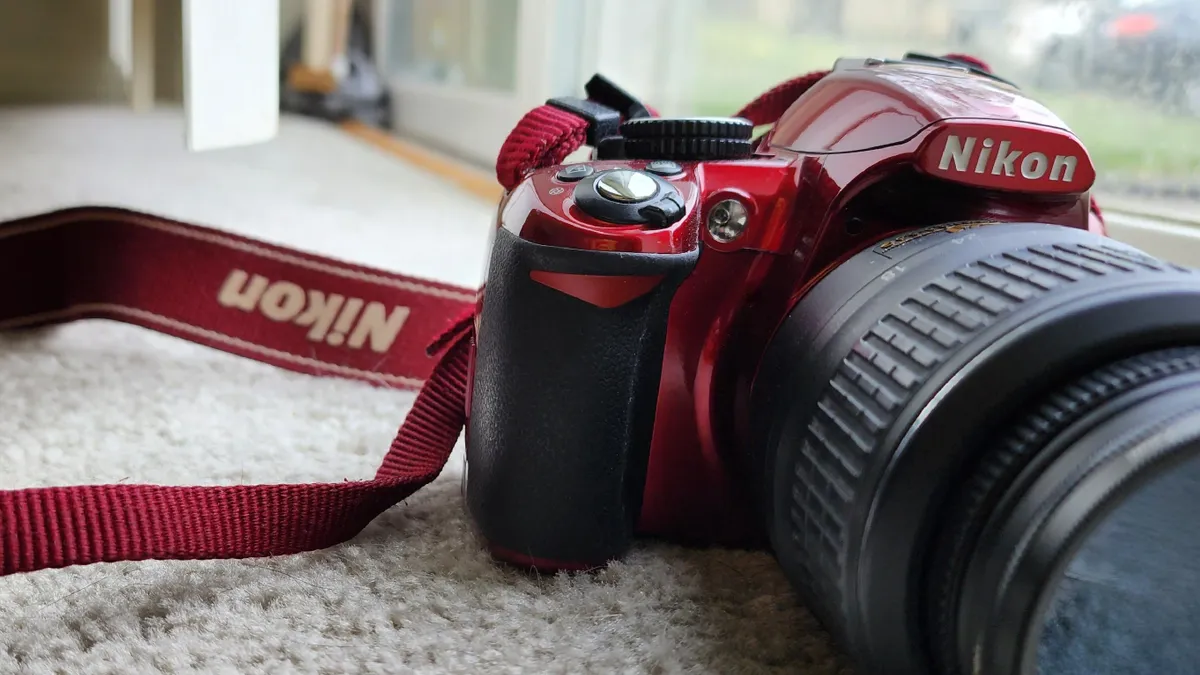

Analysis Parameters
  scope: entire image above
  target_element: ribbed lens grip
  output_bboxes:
[759,230,1190,665]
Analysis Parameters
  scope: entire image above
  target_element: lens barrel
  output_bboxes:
[750,222,1200,674]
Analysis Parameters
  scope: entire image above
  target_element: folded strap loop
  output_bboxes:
[494,75,660,192]
[0,329,471,576]
[495,105,591,192]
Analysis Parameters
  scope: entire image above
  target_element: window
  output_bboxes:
[386,0,520,92]
[676,0,1200,203]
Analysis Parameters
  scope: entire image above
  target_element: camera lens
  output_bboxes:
[946,350,1200,675]
[1033,448,1200,675]
[749,222,1200,674]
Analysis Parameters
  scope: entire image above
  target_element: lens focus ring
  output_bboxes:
[781,244,1163,625]
[751,223,1199,673]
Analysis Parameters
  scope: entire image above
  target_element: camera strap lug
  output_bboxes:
[583,73,653,121]
[545,95,623,150]
[544,74,653,161]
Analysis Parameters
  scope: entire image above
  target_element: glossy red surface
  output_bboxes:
[497,60,1102,546]
[770,59,1073,154]
[529,271,665,308]
[500,160,701,253]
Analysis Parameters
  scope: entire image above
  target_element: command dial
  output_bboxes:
[620,116,755,161]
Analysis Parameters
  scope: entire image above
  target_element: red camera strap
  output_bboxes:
[0,77,620,576]
[0,207,480,575]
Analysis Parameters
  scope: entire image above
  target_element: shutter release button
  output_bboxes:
[594,170,659,203]
[572,169,685,228]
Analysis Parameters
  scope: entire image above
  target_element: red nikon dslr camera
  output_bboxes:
[467,55,1200,674]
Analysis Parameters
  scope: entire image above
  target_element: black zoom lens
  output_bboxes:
[750,222,1200,675]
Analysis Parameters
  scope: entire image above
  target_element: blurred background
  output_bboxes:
[0,0,1197,222]
[363,0,1200,199]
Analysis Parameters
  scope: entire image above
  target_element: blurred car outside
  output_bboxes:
[1007,0,1200,114]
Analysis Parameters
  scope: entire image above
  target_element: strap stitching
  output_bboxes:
[0,213,477,304]
[0,303,423,388]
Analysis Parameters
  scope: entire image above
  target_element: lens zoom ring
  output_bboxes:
[786,240,1180,627]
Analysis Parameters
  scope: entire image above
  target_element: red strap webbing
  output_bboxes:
[0,81,611,576]
[0,207,476,575]
[495,105,591,191]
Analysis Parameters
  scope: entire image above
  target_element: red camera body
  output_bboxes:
[465,56,1102,571]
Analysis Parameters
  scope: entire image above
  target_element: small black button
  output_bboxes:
[638,192,685,229]
[556,164,595,182]
[645,160,683,176]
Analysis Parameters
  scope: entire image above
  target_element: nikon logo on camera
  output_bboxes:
[938,135,1079,183]
[917,123,1095,194]
[217,269,410,353]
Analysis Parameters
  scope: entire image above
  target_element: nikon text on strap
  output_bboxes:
[0,73,650,576]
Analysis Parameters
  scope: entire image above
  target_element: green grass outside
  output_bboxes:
[1032,91,1200,177]
[688,20,1200,179]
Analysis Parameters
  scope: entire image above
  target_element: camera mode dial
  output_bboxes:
[619,116,755,161]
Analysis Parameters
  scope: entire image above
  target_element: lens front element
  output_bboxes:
[1036,448,1200,674]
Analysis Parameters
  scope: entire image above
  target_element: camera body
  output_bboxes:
[464,55,1100,571]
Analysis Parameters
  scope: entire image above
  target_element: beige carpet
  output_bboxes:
[0,106,850,674]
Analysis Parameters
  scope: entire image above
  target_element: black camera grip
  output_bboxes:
[467,228,698,567]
